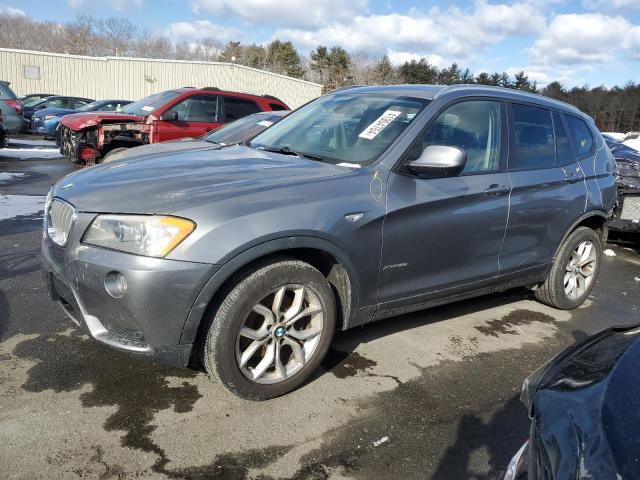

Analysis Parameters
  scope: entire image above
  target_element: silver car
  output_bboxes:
[0,80,26,134]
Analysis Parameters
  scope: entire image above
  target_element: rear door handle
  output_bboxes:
[484,184,510,196]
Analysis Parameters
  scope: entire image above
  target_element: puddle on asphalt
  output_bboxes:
[12,330,202,474]
[475,309,555,338]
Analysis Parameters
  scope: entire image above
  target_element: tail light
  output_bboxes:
[3,99,22,114]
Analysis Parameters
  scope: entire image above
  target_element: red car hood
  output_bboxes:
[60,112,145,131]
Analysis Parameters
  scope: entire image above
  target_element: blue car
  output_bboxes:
[31,99,131,137]
[23,95,94,122]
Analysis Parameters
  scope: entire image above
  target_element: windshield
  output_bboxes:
[250,93,428,165]
[78,100,104,112]
[121,91,181,116]
[203,113,285,145]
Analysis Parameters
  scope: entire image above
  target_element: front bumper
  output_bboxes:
[31,117,57,136]
[41,208,217,366]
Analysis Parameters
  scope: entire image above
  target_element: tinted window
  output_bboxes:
[165,95,218,122]
[511,104,555,170]
[225,97,261,121]
[421,100,502,174]
[565,115,594,157]
[71,98,91,109]
[44,98,65,108]
[204,113,282,145]
[269,103,287,111]
[554,112,572,165]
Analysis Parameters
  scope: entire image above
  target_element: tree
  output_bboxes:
[514,71,533,92]
[265,40,304,78]
[398,58,438,84]
[460,68,474,84]
[540,81,565,100]
[310,45,352,91]
[499,72,511,88]
[475,72,491,85]
[438,63,463,85]
[373,54,394,84]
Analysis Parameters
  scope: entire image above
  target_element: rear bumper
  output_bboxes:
[41,209,217,366]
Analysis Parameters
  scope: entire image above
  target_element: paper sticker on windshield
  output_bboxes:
[358,110,401,140]
[257,120,274,127]
[141,105,154,112]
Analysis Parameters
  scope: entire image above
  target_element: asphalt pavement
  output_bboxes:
[1,137,639,479]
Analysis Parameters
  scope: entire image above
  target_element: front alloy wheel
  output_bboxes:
[236,285,324,384]
[203,258,336,400]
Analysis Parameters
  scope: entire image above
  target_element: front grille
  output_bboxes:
[620,196,640,221]
[47,199,75,246]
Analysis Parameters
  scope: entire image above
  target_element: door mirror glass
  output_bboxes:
[407,145,466,177]
[161,110,179,122]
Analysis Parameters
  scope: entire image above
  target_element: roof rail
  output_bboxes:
[262,94,283,102]
[328,85,364,94]
[201,87,220,91]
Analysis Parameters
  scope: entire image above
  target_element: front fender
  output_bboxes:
[178,235,360,345]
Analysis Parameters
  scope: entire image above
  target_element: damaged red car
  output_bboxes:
[57,87,288,163]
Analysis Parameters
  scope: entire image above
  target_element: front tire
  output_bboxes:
[535,227,601,309]
[203,258,336,400]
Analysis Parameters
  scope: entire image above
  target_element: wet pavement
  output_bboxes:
[1,137,639,479]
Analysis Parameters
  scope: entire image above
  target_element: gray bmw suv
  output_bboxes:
[42,85,616,399]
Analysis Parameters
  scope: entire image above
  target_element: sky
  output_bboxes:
[2,0,640,88]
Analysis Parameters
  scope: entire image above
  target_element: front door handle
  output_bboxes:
[484,184,510,196]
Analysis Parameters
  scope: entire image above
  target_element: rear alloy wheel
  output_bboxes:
[203,258,335,399]
[535,227,601,309]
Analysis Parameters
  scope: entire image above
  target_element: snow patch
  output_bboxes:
[0,172,27,183]
[603,249,617,257]
[0,195,46,220]
[0,147,61,159]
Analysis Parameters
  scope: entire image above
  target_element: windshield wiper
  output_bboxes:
[260,145,324,161]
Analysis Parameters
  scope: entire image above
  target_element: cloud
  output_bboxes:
[386,51,447,68]
[528,13,632,66]
[626,26,640,60]
[168,20,240,42]
[0,6,26,16]
[67,0,143,10]
[189,0,368,29]
[273,1,545,60]
[584,0,640,11]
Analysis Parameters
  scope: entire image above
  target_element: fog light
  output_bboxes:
[104,271,127,298]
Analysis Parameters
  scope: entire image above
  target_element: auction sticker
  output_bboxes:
[257,120,274,127]
[358,110,401,140]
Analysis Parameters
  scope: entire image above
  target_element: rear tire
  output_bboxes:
[203,258,336,400]
[535,227,601,309]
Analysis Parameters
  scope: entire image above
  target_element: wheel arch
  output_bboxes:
[179,236,359,348]
[553,211,609,260]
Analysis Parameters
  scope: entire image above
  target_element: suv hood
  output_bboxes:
[59,112,144,131]
[53,144,352,214]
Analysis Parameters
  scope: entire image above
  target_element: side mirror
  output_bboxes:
[623,132,639,141]
[407,145,467,177]
[160,111,179,122]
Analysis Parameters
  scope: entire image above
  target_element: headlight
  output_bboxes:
[43,115,57,121]
[83,215,195,257]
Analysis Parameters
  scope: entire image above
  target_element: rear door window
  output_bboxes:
[72,98,91,109]
[565,115,595,157]
[44,98,66,109]
[553,112,573,165]
[511,104,555,170]
[224,97,261,121]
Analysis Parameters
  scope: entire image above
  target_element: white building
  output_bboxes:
[0,48,322,108]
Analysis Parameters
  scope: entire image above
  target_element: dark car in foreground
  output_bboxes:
[100,109,289,164]
[31,99,131,137]
[603,132,640,233]
[42,85,616,399]
[58,88,289,163]
[504,324,640,480]
[0,113,6,148]
[23,95,93,122]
